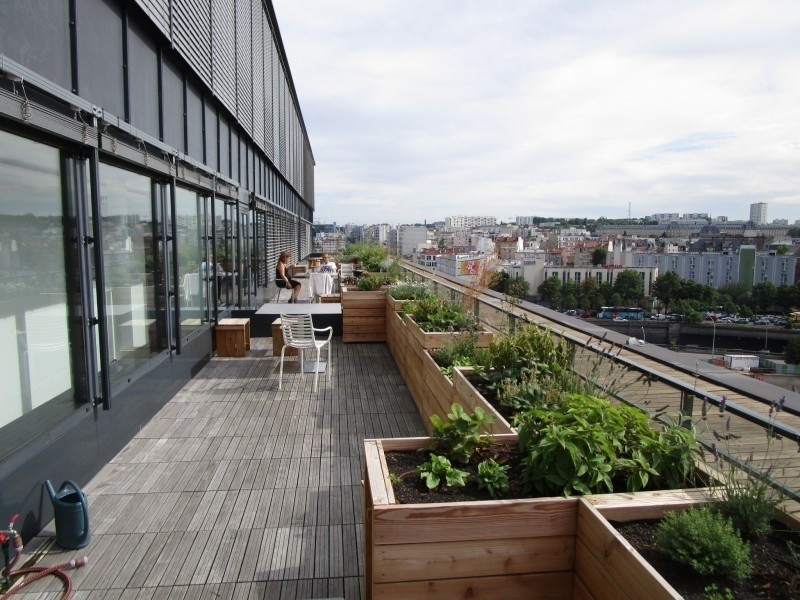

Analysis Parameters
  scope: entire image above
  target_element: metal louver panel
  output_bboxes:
[99,133,171,175]
[251,0,265,152]
[211,0,236,116]
[0,89,98,147]
[263,17,275,161]
[235,0,253,136]
[133,0,170,38]
[172,0,213,87]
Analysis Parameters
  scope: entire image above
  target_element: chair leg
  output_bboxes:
[279,347,286,390]
[313,348,321,392]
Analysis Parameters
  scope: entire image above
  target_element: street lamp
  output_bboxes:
[641,326,646,344]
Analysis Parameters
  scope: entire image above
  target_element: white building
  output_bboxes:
[436,253,488,281]
[398,226,430,256]
[445,215,497,229]
[750,202,768,225]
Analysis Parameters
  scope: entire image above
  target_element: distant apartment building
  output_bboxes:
[750,202,768,225]
[398,225,430,256]
[445,215,497,229]
[542,265,660,297]
[415,249,440,269]
[648,213,680,222]
[363,223,390,244]
[628,247,796,289]
[516,216,538,226]
[436,253,487,281]
[495,236,521,260]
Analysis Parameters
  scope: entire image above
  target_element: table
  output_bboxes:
[216,318,251,357]
[307,272,335,302]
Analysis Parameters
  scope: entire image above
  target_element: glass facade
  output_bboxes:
[0,131,79,455]
[174,187,208,337]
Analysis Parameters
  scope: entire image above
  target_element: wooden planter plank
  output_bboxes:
[373,535,575,583]
[342,289,386,342]
[575,500,681,600]
[404,315,493,349]
[452,367,515,434]
[373,572,573,600]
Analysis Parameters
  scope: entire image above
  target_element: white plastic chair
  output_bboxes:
[278,314,333,392]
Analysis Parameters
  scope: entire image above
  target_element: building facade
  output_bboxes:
[0,0,313,538]
[750,202,768,225]
[445,215,497,229]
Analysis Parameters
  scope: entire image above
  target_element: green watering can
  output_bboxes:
[44,480,90,549]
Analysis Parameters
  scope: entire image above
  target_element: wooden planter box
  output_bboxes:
[342,288,386,343]
[452,366,514,434]
[405,314,493,349]
[364,435,711,600]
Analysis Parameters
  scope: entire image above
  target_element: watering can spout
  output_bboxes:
[44,479,56,502]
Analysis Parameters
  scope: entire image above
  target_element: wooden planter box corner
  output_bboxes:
[364,435,712,600]
[342,288,386,343]
[405,314,493,349]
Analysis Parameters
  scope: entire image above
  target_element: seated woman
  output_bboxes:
[318,253,337,274]
[275,250,302,303]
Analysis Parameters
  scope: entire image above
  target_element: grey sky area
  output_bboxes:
[273,1,800,225]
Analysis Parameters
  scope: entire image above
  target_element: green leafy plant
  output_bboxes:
[516,393,699,496]
[430,334,491,379]
[703,583,735,600]
[386,279,432,301]
[404,295,480,333]
[699,395,786,540]
[654,506,752,584]
[356,272,391,291]
[476,459,510,498]
[430,403,496,464]
[416,453,469,490]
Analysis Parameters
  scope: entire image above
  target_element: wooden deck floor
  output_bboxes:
[19,338,425,599]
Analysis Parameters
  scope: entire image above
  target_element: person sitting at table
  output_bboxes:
[318,253,337,274]
[275,250,302,303]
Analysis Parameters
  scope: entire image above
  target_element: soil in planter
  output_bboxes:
[385,445,526,504]
[614,519,800,599]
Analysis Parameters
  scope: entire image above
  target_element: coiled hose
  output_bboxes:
[1,515,87,600]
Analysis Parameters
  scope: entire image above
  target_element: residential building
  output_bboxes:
[750,202,768,225]
[398,225,430,256]
[436,252,489,282]
[445,215,497,229]
[0,0,313,537]
[542,265,660,297]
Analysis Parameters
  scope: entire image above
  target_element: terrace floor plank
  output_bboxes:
[25,337,424,599]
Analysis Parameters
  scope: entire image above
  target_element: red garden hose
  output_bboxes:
[1,515,87,600]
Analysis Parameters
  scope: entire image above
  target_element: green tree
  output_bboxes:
[613,269,644,305]
[537,275,562,307]
[591,247,608,266]
[718,282,750,309]
[750,281,777,313]
[787,227,800,238]
[506,276,530,299]
[785,338,800,365]
[775,283,800,314]
[776,245,789,255]
[653,272,682,315]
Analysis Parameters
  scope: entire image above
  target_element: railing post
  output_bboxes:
[680,391,694,428]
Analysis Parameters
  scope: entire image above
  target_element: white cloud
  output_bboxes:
[273,0,800,225]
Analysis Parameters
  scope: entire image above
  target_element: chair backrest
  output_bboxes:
[280,314,316,348]
[339,263,354,278]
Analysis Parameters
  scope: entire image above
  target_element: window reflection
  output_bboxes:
[174,187,207,335]
[99,163,161,382]
[0,130,74,440]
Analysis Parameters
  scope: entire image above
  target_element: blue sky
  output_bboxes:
[273,1,800,226]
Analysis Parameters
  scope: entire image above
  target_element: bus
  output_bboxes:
[598,307,645,320]
[790,311,800,324]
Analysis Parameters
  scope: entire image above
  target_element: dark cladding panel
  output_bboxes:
[251,0,265,152]
[211,0,237,117]
[0,0,71,91]
[172,0,212,87]
[133,0,170,38]
[161,56,184,151]
[230,128,239,183]
[205,102,218,171]
[235,0,253,137]
[186,80,203,160]
[127,20,160,139]
[76,0,124,117]
[219,115,231,178]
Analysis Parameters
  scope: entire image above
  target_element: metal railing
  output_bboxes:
[399,262,800,504]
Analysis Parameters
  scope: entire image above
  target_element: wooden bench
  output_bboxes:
[216,318,251,357]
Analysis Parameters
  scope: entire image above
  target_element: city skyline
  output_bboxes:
[274,1,800,226]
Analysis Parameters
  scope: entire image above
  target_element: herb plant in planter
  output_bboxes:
[401,295,493,349]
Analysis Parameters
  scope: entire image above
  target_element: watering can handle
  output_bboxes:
[60,481,89,538]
